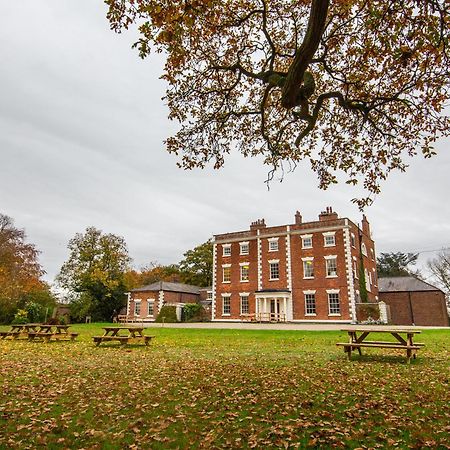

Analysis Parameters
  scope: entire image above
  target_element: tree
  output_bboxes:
[124,262,183,290]
[179,240,213,287]
[0,213,51,323]
[57,227,131,321]
[106,0,449,206]
[377,252,419,278]
[428,250,450,305]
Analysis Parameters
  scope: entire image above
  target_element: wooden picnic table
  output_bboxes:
[0,324,78,342]
[337,326,424,363]
[0,323,43,339]
[93,326,155,347]
[28,324,78,342]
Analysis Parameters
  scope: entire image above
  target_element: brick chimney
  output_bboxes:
[295,211,302,225]
[250,218,266,231]
[319,206,338,221]
[361,214,370,236]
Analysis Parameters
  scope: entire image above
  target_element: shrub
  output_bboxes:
[25,301,46,323]
[12,309,29,324]
[155,305,178,323]
[182,303,206,322]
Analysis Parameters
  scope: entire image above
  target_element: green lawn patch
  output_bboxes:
[0,324,449,448]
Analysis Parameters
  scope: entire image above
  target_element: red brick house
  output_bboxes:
[212,208,378,323]
[127,281,206,321]
[379,277,449,326]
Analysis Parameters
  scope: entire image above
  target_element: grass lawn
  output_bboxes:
[0,324,449,449]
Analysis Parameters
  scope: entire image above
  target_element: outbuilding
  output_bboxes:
[378,277,449,327]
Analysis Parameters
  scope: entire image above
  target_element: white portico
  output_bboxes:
[254,290,292,322]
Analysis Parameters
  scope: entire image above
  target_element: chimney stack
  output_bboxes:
[295,210,302,225]
[250,218,266,231]
[361,214,370,236]
[319,206,338,221]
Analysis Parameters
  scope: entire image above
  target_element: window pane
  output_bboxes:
[305,294,316,315]
[135,302,141,316]
[148,302,154,316]
[240,265,249,281]
[303,260,314,278]
[269,240,279,251]
[325,235,335,246]
[326,258,337,276]
[223,267,231,282]
[328,293,340,314]
[302,237,312,248]
[240,296,249,314]
[223,296,231,315]
[270,262,279,279]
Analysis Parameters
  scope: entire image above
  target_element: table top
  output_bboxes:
[103,326,144,331]
[341,326,421,334]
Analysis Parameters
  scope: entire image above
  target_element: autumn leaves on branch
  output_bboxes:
[106,0,450,206]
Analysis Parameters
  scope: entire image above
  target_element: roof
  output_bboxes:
[131,281,201,295]
[378,276,441,293]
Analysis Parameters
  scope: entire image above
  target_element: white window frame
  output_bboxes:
[239,241,249,255]
[353,256,358,279]
[240,293,250,315]
[301,234,313,249]
[304,290,317,316]
[361,243,368,257]
[206,291,213,300]
[147,299,155,317]
[327,290,341,316]
[370,248,375,261]
[222,294,231,316]
[240,262,249,282]
[269,259,280,280]
[222,244,231,256]
[134,299,141,316]
[325,255,338,278]
[302,257,314,279]
[323,231,336,247]
[268,237,279,252]
[351,233,356,248]
[222,264,231,283]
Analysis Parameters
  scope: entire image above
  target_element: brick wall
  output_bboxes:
[379,291,449,326]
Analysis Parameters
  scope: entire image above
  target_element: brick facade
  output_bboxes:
[379,290,449,326]
[213,208,378,322]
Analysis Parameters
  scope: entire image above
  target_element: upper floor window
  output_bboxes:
[239,241,249,255]
[269,261,280,280]
[268,238,279,252]
[301,234,313,249]
[222,265,231,283]
[302,257,314,279]
[370,248,375,260]
[351,233,356,248]
[327,292,341,315]
[361,243,367,257]
[222,244,231,256]
[325,256,338,277]
[240,263,249,282]
[323,232,336,247]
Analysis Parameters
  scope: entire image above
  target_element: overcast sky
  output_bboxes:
[1,1,449,284]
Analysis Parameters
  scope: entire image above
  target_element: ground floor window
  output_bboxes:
[134,301,141,316]
[147,301,154,316]
[328,293,340,315]
[240,295,249,314]
[304,293,316,315]
[222,295,231,315]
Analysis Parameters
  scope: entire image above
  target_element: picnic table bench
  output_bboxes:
[0,323,43,339]
[93,326,155,347]
[337,326,424,363]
